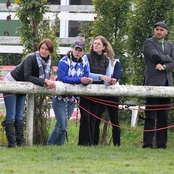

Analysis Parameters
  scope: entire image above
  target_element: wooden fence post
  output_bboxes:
[26,94,34,146]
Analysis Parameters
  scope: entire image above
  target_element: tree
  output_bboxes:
[81,0,131,145]
[14,0,60,145]
[128,0,174,86]
[128,0,174,124]
[91,0,132,85]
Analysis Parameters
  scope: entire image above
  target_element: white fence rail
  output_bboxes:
[0,36,84,45]
[0,81,174,146]
[0,36,85,54]
[1,81,174,97]
[0,3,95,54]
[0,3,96,21]
[0,4,95,12]
[0,45,71,54]
[0,12,96,21]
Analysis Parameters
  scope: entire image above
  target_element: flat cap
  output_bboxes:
[154,22,168,30]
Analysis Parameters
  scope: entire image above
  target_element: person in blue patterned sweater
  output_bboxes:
[47,41,93,146]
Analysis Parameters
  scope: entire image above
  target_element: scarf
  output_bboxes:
[36,51,51,79]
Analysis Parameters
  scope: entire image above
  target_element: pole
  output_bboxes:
[26,94,34,146]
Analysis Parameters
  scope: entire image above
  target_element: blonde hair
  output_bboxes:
[105,41,115,67]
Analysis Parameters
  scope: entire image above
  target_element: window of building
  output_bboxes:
[69,0,92,37]
[68,21,80,37]
[47,0,60,5]
[70,0,92,6]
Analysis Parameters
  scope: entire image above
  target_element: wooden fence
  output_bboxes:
[0,81,174,146]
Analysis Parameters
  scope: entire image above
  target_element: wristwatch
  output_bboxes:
[163,65,166,70]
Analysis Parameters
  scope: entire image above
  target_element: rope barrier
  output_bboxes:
[0,93,15,98]
[68,96,174,132]
[75,97,80,127]
[1,94,174,132]
[83,96,172,111]
[65,99,69,144]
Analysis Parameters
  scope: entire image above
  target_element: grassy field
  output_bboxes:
[0,119,174,174]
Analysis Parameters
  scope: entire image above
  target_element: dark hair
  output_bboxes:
[66,50,72,57]
[38,38,54,54]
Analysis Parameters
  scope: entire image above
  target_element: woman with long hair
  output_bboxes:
[78,36,116,146]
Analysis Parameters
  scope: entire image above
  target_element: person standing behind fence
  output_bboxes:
[143,22,174,149]
[47,41,93,146]
[78,36,116,146]
[2,38,56,148]
[94,43,121,146]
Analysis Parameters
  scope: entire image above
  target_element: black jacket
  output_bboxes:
[143,36,174,86]
[11,52,45,86]
[87,51,109,84]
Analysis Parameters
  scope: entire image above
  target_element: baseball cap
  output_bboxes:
[74,41,85,51]
[154,22,168,30]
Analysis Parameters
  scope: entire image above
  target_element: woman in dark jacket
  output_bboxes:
[78,36,116,146]
[2,38,55,148]
[94,53,121,146]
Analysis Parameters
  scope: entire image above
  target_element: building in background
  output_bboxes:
[0,0,94,55]
[48,0,92,38]
[0,0,92,37]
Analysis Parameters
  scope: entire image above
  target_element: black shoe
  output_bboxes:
[1,120,5,127]
[142,145,153,149]
[157,145,166,149]
[114,143,120,147]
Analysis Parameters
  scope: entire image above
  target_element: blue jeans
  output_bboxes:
[47,97,75,146]
[3,93,26,121]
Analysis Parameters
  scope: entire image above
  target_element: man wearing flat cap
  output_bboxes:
[143,22,174,149]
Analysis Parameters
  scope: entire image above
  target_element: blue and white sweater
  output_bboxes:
[55,53,90,101]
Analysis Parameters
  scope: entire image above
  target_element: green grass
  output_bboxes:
[0,120,174,174]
